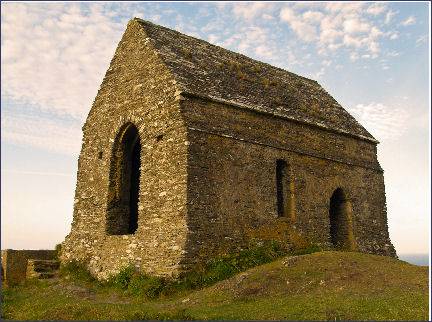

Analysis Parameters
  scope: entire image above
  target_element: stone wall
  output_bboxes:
[180,96,396,265]
[1,249,56,286]
[60,20,189,279]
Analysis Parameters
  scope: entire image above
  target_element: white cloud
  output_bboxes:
[207,34,219,44]
[279,8,296,24]
[387,51,400,57]
[1,112,82,156]
[368,41,380,56]
[255,45,274,58]
[319,27,343,44]
[327,43,342,51]
[348,102,410,141]
[1,3,124,119]
[280,7,317,42]
[322,59,332,66]
[314,67,325,79]
[219,25,278,61]
[385,10,396,24]
[150,14,161,22]
[325,2,365,13]
[416,35,428,46]
[343,18,371,34]
[370,26,383,38]
[343,34,363,48]
[302,11,324,23]
[278,3,389,58]
[350,52,359,61]
[389,32,399,40]
[220,34,241,48]
[401,16,416,26]
[232,2,273,20]
[366,3,386,16]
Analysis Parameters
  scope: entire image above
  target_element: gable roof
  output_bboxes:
[134,18,377,143]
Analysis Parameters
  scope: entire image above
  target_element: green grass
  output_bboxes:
[1,251,429,321]
[59,260,96,283]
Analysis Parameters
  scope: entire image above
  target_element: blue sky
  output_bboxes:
[1,1,430,254]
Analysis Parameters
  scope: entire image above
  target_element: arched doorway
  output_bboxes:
[329,188,357,251]
[106,123,141,235]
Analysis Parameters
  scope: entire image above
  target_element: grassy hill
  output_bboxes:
[1,251,429,320]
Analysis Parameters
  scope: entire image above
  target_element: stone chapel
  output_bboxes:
[61,18,396,279]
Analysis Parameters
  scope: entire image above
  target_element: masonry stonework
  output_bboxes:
[61,18,396,279]
[1,250,56,286]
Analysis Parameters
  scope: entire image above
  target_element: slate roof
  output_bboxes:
[135,18,377,143]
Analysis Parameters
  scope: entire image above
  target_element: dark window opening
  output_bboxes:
[276,159,287,217]
[129,137,141,233]
[156,134,164,142]
[98,151,103,159]
[106,123,141,235]
[276,159,296,221]
[329,188,356,250]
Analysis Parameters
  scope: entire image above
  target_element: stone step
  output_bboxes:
[26,259,60,279]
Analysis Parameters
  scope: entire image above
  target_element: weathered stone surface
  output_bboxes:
[1,250,56,286]
[26,259,60,279]
[60,18,396,280]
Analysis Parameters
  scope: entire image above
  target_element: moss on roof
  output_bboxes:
[134,18,376,143]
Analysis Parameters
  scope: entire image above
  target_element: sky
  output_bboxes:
[1,1,430,255]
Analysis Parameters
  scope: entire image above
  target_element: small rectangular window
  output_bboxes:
[276,159,287,217]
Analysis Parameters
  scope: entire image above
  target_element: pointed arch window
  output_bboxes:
[106,123,141,235]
